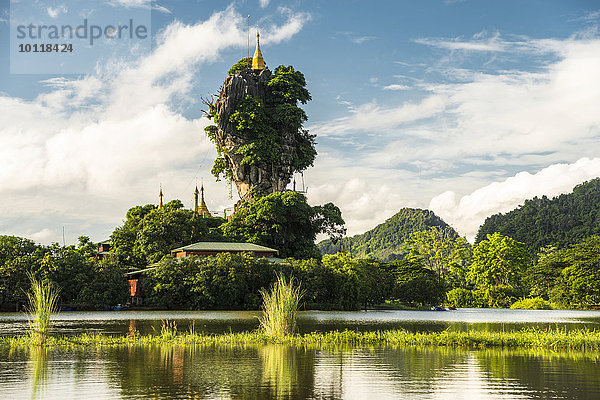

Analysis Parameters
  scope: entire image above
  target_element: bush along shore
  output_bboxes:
[3,328,600,351]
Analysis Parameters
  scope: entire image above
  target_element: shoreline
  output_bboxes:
[3,328,600,350]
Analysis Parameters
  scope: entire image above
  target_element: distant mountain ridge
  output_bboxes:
[318,208,452,260]
[476,177,600,254]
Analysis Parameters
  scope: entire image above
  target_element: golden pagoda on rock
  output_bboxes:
[252,28,265,71]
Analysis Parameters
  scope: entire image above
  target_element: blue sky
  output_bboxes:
[2,0,600,245]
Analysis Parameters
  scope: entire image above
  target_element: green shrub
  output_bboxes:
[445,288,486,308]
[390,259,445,306]
[483,284,520,308]
[510,297,553,310]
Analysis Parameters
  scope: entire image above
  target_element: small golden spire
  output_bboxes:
[252,27,265,71]
[197,183,212,218]
[194,185,199,214]
[159,185,163,209]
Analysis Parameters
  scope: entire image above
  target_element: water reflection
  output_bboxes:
[2,344,600,399]
[2,309,600,337]
[30,346,48,400]
[260,345,297,398]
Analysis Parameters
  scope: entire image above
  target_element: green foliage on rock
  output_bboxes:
[229,95,280,166]
[228,57,252,75]
[220,191,345,259]
[207,62,316,183]
[476,178,600,255]
[318,208,452,260]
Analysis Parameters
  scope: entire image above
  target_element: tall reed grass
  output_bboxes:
[26,274,60,346]
[258,274,304,336]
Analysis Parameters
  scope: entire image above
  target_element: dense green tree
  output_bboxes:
[221,191,345,259]
[0,236,44,308]
[111,204,157,268]
[111,200,226,268]
[142,252,398,311]
[446,288,487,308]
[525,246,568,300]
[550,235,600,309]
[318,208,452,260]
[77,255,129,308]
[144,254,279,310]
[284,258,336,308]
[468,233,530,289]
[318,254,392,310]
[0,236,129,309]
[405,226,471,288]
[76,236,98,258]
[390,259,445,306]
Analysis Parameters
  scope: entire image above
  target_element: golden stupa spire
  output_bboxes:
[197,183,212,218]
[252,27,265,71]
[159,185,163,209]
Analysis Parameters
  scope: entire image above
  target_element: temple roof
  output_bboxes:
[171,242,278,254]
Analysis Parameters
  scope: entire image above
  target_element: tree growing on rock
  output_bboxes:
[204,60,316,204]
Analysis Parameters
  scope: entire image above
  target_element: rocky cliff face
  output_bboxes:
[212,68,295,204]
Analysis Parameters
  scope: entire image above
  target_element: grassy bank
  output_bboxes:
[3,328,600,351]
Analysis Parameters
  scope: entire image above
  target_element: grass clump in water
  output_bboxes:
[258,274,304,336]
[25,274,60,346]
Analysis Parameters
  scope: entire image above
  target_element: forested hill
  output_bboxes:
[476,177,600,254]
[318,208,451,260]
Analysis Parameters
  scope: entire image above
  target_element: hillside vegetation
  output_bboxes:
[476,178,600,254]
[318,208,452,260]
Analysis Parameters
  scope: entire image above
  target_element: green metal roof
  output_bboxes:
[123,266,156,277]
[99,239,111,245]
[171,241,278,254]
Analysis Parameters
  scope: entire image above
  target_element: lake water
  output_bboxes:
[2,308,600,336]
[1,309,600,399]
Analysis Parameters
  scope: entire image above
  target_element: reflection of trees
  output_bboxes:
[102,343,317,399]
[475,348,600,399]
[6,343,600,399]
[310,345,470,398]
